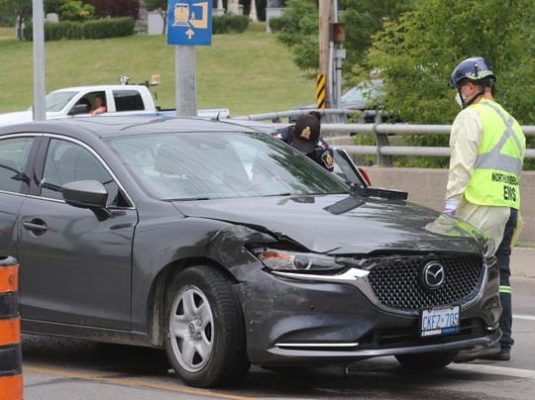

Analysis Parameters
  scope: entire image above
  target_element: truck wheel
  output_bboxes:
[163,266,249,387]
[395,351,456,369]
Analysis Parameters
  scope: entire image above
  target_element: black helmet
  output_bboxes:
[449,57,496,89]
[291,114,321,154]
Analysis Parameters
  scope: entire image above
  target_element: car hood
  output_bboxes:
[173,194,484,255]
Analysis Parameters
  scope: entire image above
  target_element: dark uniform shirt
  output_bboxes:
[272,126,334,172]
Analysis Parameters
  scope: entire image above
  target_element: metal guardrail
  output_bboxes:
[321,123,535,136]
[234,108,369,122]
[233,109,535,166]
[322,123,535,166]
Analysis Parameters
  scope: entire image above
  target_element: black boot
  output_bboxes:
[478,346,511,361]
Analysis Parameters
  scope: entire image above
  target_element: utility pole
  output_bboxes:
[168,0,213,117]
[331,0,345,110]
[175,46,197,117]
[32,0,46,121]
[318,0,330,109]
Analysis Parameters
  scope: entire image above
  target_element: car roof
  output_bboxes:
[0,116,261,139]
[51,85,147,92]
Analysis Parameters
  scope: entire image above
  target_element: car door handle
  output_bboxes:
[22,220,48,234]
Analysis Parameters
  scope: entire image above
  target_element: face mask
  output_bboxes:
[455,92,465,109]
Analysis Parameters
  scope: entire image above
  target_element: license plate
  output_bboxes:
[420,306,460,337]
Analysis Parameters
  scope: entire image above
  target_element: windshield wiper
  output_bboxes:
[260,193,293,197]
[350,184,408,200]
[164,197,212,201]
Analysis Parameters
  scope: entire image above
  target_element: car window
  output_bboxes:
[113,90,144,112]
[71,91,106,115]
[45,91,78,112]
[108,131,348,200]
[41,139,121,207]
[0,137,33,193]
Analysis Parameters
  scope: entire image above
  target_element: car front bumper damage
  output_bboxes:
[236,258,501,366]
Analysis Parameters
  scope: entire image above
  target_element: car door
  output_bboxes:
[18,136,138,330]
[66,90,108,118]
[0,135,39,259]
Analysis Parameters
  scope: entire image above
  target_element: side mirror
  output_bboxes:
[332,148,369,188]
[68,103,90,116]
[62,180,108,209]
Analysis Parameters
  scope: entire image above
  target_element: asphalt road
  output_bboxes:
[22,276,535,400]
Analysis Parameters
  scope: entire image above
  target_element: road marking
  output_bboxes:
[451,363,535,379]
[23,365,256,400]
[514,314,535,322]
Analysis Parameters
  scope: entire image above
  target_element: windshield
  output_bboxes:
[108,131,348,200]
[45,91,78,112]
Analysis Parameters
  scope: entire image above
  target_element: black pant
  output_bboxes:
[495,208,517,349]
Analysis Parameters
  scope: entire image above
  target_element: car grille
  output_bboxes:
[367,254,484,312]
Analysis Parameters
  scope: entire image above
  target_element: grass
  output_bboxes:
[0,28,315,116]
[0,27,15,40]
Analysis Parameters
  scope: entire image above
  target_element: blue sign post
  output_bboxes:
[167,0,213,46]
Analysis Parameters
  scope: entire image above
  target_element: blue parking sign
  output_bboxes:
[167,0,213,46]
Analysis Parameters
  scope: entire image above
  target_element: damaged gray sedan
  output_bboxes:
[0,117,501,388]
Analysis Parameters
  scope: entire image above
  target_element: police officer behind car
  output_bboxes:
[446,57,525,361]
[272,113,334,171]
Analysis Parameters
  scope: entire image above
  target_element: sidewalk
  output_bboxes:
[511,248,534,278]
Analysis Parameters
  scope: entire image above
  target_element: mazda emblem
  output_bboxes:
[421,262,445,289]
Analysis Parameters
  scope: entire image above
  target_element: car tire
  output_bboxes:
[395,351,456,370]
[163,266,250,387]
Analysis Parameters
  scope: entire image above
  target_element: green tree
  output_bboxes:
[0,0,31,37]
[275,0,414,73]
[60,1,95,21]
[366,0,535,167]
[341,0,415,67]
[367,0,535,125]
[46,0,68,14]
[0,0,67,36]
[276,0,318,71]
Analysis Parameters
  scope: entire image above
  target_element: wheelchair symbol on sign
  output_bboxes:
[173,2,209,40]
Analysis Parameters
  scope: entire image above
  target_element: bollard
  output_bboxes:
[0,256,22,400]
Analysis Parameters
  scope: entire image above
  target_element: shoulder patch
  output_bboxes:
[322,151,334,168]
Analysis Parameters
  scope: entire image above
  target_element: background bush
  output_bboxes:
[212,15,249,34]
[268,16,283,33]
[60,1,96,22]
[24,17,135,41]
[275,0,318,71]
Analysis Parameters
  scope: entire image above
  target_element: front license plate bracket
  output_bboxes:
[420,306,460,337]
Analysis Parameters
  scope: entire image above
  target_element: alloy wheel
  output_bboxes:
[169,285,214,373]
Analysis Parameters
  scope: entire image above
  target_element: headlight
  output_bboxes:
[251,248,345,273]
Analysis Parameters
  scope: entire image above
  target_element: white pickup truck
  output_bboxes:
[0,85,229,126]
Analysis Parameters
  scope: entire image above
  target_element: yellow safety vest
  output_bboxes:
[464,100,525,209]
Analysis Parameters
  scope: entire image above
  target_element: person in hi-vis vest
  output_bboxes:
[445,57,525,361]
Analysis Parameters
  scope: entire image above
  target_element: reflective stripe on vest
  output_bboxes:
[474,102,523,175]
[464,100,525,209]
